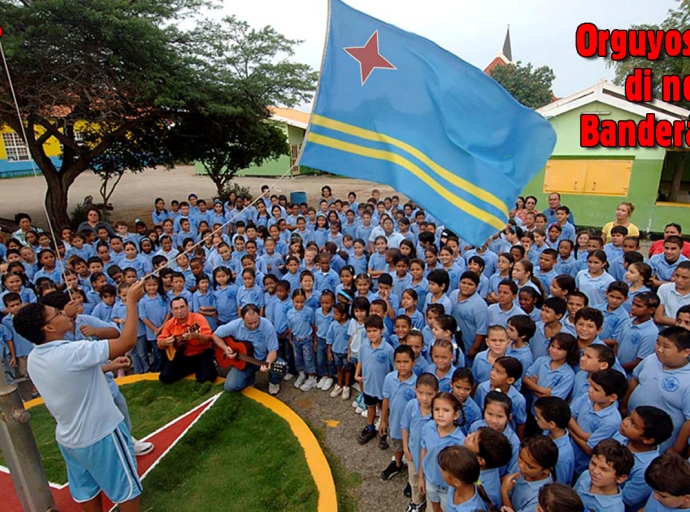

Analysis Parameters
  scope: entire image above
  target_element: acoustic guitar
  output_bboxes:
[165,323,201,361]
[215,336,288,375]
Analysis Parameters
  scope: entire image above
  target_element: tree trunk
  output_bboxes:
[44,172,72,229]
[668,152,688,202]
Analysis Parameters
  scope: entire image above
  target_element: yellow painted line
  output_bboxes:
[308,132,506,231]
[242,386,338,512]
[24,373,338,512]
[311,114,510,218]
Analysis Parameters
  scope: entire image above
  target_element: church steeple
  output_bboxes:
[502,25,512,62]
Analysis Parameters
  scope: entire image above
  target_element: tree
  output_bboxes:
[0,1,315,227]
[607,1,690,200]
[169,16,317,194]
[607,1,690,110]
[489,61,556,109]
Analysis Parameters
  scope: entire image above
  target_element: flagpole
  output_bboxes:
[296,0,332,170]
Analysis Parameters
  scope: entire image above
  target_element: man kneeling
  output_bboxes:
[157,297,216,384]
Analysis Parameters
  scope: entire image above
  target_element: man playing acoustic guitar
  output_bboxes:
[212,304,283,396]
[157,297,216,384]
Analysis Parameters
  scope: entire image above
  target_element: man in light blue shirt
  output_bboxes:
[213,304,282,395]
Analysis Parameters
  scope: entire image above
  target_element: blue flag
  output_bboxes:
[299,0,556,247]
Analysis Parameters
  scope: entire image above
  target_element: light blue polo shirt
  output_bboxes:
[576,270,616,306]
[570,393,622,475]
[214,317,279,362]
[326,320,349,354]
[657,282,690,320]
[487,303,526,329]
[471,350,494,385]
[314,307,334,339]
[549,431,575,485]
[644,495,678,512]
[613,432,656,512]
[401,398,432,472]
[392,273,413,298]
[314,269,339,293]
[506,343,533,389]
[382,371,417,440]
[574,470,625,512]
[629,354,690,452]
[650,254,688,282]
[424,363,456,392]
[27,339,123,449]
[525,356,576,402]
[425,292,453,315]
[594,302,630,340]
[286,306,314,340]
[461,397,483,435]
[535,268,558,290]
[213,284,239,325]
[359,338,394,399]
[510,475,552,512]
[421,421,466,486]
[2,314,34,357]
[347,253,368,275]
[236,284,265,309]
[478,468,501,508]
[530,321,559,361]
[555,255,577,278]
[615,318,659,371]
[447,486,487,512]
[449,290,489,354]
[474,381,527,431]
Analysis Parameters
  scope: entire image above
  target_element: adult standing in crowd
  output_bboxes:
[77,206,116,237]
[601,201,639,243]
[543,192,575,225]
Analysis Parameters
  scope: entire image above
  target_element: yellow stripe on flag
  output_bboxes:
[311,114,510,218]
[307,132,507,230]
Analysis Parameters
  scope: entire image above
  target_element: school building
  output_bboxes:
[0,126,62,179]
[520,79,690,233]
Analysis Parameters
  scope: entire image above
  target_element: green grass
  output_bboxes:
[0,380,219,483]
[140,392,318,511]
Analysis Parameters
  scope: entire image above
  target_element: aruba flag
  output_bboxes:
[299,0,557,247]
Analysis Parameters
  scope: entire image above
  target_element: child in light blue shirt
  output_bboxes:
[573,439,634,512]
[643,453,690,512]
[614,405,673,512]
[569,369,629,477]
[534,396,575,486]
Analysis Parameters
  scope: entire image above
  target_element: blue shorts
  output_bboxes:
[58,421,142,504]
[425,478,448,508]
[332,352,350,369]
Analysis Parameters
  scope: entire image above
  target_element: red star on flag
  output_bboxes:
[344,31,396,85]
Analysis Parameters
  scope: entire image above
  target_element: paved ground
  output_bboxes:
[257,375,411,512]
[0,166,406,230]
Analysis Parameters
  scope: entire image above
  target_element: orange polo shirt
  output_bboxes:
[158,313,213,357]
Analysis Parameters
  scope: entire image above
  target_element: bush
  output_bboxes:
[214,182,253,204]
[69,199,91,229]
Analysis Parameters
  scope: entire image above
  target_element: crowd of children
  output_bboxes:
[2,186,690,512]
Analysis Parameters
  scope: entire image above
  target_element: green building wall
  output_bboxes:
[520,101,688,233]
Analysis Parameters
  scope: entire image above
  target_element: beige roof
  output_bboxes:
[269,107,310,129]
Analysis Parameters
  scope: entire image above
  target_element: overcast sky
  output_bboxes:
[219,0,678,108]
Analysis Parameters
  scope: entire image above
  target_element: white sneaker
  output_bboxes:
[342,386,351,400]
[316,377,326,390]
[352,400,359,408]
[294,372,307,389]
[320,377,334,391]
[330,385,343,398]
[355,405,366,415]
[132,438,154,456]
[283,373,294,382]
[268,383,280,396]
[374,417,381,430]
[300,376,318,392]
[361,409,368,418]
[352,382,361,392]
